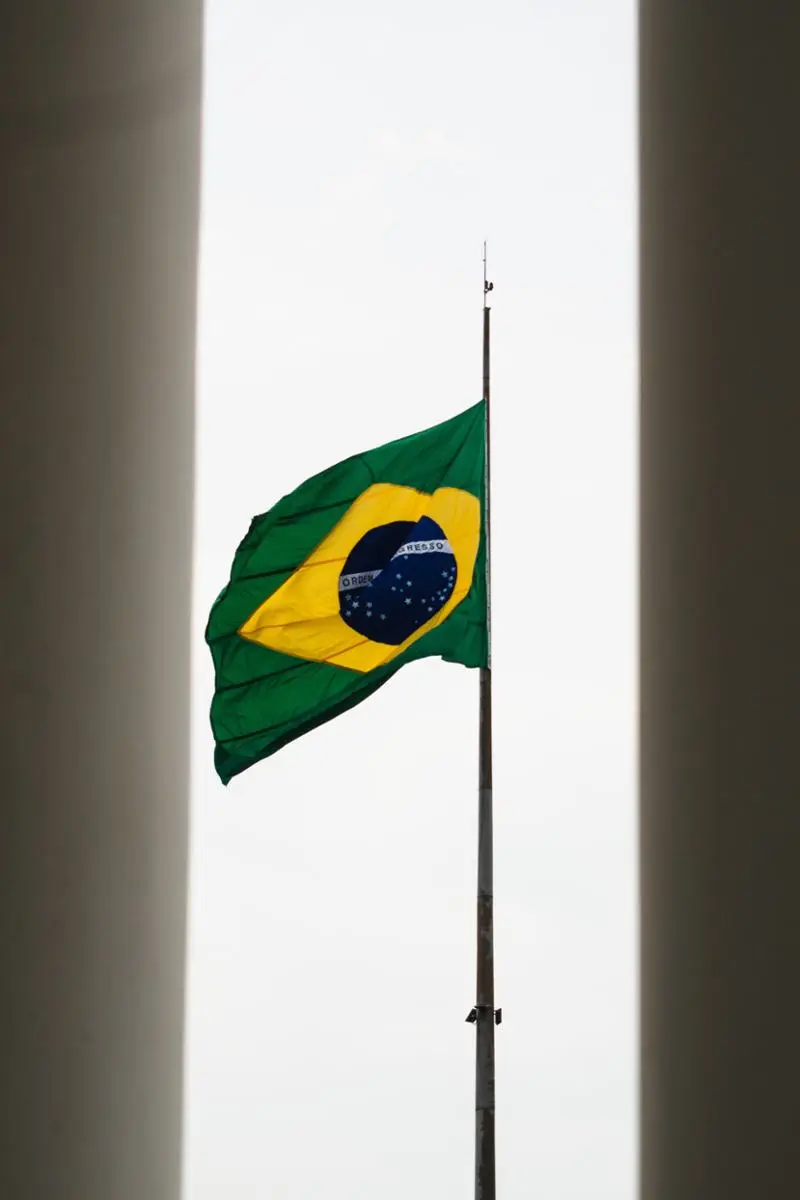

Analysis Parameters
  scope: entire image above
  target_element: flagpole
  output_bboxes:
[471,243,497,1200]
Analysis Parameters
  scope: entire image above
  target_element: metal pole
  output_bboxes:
[472,245,496,1200]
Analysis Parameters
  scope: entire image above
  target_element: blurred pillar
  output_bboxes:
[640,3,800,1198]
[0,6,202,1198]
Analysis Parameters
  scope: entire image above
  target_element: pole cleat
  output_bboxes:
[465,1005,502,1025]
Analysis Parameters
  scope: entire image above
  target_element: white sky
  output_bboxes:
[185,2,637,1197]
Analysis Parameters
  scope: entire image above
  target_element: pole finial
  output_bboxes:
[483,241,494,301]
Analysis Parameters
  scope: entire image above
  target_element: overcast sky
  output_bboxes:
[184,2,636,1197]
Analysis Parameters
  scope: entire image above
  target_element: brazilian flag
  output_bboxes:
[206,401,487,783]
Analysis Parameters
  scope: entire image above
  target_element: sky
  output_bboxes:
[184,2,637,1197]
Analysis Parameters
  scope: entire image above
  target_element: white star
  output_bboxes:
[427,606,433,612]
[441,571,448,578]
[396,573,402,579]
[367,610,373,617]
[391,586,396,591]
[352,601,359,609]
[405,597,412,605]
[346,593,352,600]
[380,614,386,620]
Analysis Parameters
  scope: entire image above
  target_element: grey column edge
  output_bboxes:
[0,6,204,1198]
[640,3,800,1198]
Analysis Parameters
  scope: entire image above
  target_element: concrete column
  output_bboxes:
[0,6,202,1198]
[640,3,800,1198]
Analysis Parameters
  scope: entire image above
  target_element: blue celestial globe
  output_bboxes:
[339,515,457,645]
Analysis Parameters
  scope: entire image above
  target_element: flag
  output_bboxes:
[206,401,487,783]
